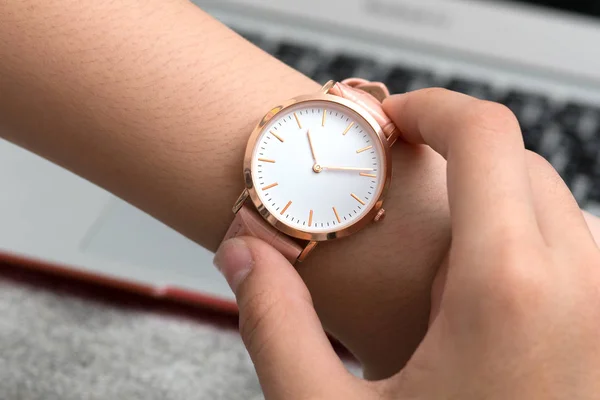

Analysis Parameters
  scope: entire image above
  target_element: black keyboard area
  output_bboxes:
[239,31,600,212]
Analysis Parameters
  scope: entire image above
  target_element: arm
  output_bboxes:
[1,0,444,377]
[0,0,595,380]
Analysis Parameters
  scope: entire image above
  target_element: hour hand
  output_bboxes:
[307,129,318,164]
[307,130,323,173]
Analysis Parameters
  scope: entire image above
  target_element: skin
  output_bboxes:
[0,0,598,381]
[215,89,600,399]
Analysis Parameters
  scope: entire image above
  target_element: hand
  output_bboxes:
[214,88,600,399]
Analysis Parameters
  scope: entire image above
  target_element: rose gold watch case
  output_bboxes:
[242,87,392,242]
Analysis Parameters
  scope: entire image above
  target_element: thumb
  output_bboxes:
[214,237,350,399]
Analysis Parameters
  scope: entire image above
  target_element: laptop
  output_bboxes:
[2,0,600,311]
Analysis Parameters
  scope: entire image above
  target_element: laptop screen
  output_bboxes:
[508,0,600,18]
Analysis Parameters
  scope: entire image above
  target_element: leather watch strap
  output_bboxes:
[221,79,396,264]
[328,78,399,145]
[223,204,303,263]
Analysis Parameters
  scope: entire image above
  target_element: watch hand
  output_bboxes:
[307,130,324,173]
[322,166,375,172]
[307,129,318,164]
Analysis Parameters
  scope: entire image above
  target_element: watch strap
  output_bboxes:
[328,78,399,145]
[223,203,303,264]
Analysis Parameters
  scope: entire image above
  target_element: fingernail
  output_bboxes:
[213,238,253,294]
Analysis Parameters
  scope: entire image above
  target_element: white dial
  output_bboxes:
[251,100,386,235]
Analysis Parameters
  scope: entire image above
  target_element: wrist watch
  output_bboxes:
[222,78,399,263]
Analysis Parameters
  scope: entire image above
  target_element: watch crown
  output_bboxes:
[374,208,386,222]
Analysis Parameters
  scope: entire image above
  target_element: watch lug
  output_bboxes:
[320,80,336,94]
[297,241,318,263]
[232,189,249,214]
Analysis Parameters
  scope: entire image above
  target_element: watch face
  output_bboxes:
[248,98,389,239]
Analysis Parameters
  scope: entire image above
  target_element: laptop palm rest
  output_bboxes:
[80,199,232,300]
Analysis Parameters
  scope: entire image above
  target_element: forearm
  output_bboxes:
[0,0,317,250]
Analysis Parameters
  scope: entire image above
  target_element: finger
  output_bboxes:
[214,237,351,399]
[383,89,539,243]
[526,151,596,247]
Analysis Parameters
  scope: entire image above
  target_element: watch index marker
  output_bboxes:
[360,172,377,178]
[293,112,302,129]
[258,158,275,163]
[351,193,366,205]
[308,210,313,227]
[270,130,284,142]
[342,121,355,135]
[356,145,373,153]
[322,109,327,126]
[333,207,341,224]
[262,182,278,191]
[281,201,292,215]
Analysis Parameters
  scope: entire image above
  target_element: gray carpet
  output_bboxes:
[0,275,263,400]
[0,273,360,399]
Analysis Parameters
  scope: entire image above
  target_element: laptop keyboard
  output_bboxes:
[239,31,600,214]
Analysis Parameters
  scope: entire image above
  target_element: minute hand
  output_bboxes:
[322,166,374,172]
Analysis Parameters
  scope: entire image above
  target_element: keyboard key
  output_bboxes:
[385,66,414,93]
[275,43,307,66]
[323,55,376,81]
[576,150,600,196]
[579,140,600,172]
[557,102,586,132]
[274,42,321,77]
[406,74,438,92]
[586,176,600,208]
[235,29,276,54]
[500,90,552,130]
[328,55,362,77]
[555,102,600,142]
[522,125,545,152]
[537,124,565,156]
[578,112,600,140]
[537,124,581,184]
[446,77,494,100]
[311,54,375,84]
[571,174,593,205]
[583,150,600,177]
[385,66,435,94]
